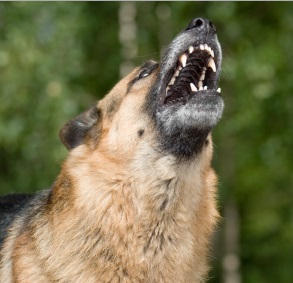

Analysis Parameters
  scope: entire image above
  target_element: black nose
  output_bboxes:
[186,18,216,34]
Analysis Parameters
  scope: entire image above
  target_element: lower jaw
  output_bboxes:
[156,92,224,132]
[160,80,220,105]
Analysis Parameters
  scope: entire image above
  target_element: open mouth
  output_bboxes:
[153,18,224,157]
[163,43,221,105]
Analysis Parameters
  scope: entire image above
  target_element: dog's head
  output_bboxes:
[60,18,224,161]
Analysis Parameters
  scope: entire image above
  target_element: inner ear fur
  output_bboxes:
[59,106,101,150]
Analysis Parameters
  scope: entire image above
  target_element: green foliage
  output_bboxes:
[210,3,293,283]
[0,2,120,192]
[0,2,292,282]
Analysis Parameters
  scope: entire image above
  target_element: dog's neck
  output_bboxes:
[63,142,211,212]
[49,141,217,281]
[58,141,213,235]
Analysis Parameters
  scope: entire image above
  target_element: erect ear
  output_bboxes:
[59,106,101,150]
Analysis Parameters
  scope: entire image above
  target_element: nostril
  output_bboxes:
[194,18,204,28]
[186,18,205,30]
[185,18,217,34]
[186,18,215,32]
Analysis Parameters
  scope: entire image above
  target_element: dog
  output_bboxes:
[0,17,224,282]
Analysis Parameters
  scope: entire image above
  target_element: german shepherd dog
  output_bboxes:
[0,18,224,282]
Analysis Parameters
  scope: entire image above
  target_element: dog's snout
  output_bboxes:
[186,18,216,34]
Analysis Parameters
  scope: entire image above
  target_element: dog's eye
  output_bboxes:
[138,70,149,79]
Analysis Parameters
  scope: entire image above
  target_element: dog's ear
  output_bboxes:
[59,106,101,150]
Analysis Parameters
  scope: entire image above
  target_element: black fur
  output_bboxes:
[0,194,34,248]
[137,129,145,138]
[159,126,210,160]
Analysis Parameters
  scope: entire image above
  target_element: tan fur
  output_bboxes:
[0,64,220,282]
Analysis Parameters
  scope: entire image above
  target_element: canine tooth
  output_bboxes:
[190,83,197,92]
[180,53,188,67]
[211,49,215,58]
[199,86,203,91]
[198,81,203,88]
[200,44,204,50]
[188,46,194,53]
[207,57,216,72]
[217,88,221,93]
[204,86,208,90]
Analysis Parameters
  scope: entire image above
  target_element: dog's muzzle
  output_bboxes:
[150,18,224,158]
[155,17,224,131]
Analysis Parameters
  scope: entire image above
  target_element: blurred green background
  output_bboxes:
[0,2,292,282]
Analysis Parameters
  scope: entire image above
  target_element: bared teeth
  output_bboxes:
[188,46,194,54]
[187,44,215,58]
[180,53,188,67]
[166,44,220,96]
[190,83,197,92]
[207,57,216,72]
